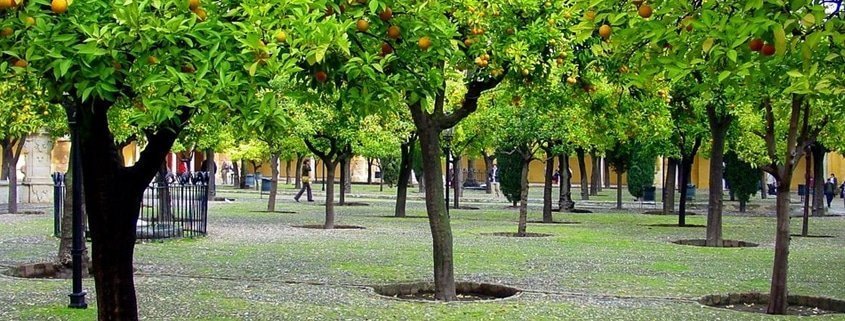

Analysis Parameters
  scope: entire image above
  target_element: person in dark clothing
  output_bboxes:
[825,173,838,208]
[295,159,314,202]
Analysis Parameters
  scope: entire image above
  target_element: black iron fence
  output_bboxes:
[53,172,209,240]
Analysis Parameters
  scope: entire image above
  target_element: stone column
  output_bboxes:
[23,130,54,203]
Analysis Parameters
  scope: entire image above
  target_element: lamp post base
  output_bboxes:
[68,292,88,309]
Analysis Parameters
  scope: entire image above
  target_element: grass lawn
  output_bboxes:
[0,186,843,320]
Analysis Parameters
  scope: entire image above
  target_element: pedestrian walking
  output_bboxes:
[295,159,314,202]
[824,173,838,208]
[489,164,501,199]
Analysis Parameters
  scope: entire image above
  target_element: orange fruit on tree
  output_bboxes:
[379,7,393,21]
[585,10,596,21]
[181,64,196,73]
[356,19,369,32]
[761,43,775,56]
[0,0,12,9]
[147,56,159,65]
[315,71,328,83]
[418,36,432,51]
[188,0,200,11]
[193,8,207,21]
[463,38,473,47]
[13,59,27,68]
[380,42,393,56]
[598,24,611,39]
[749,38,763,52]
[0,27,12,37]
[637,4,652,18]
[24,17,36,26]
[275,31,287,43]
[387,25,400,39]
[51,0,67,14]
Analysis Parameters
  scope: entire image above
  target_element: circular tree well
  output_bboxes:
[372,282,521,302]
[482,232,553,238]
[293,225,366,230]
[700,293,845,316]
[673,239,758,248]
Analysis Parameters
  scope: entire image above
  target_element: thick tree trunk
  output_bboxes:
[576,149,589,200]
[295,155,304,189]
[395,138,415,217]
[239,159,247,189]
[767,171,793,315]
[417,126,456,301]
[616,170,623,210]
[739,200,747,213]
[678,157,694,227]
[57,156,90,270]
[7,155,18,214]
[558,153,574,212]
[542,152,554,223]
[517,156,530,236]
[339,157,348,206]
[590,153,600,196]
[205,149,216,197]
[267,154,279,212]
[663,158,678,215]
[466,157,477,186]
[156,165,173,223]
[285,159,292,185]
[706,122,729,247]
[232,162,240,188]
[761,172,768,199]
[322,160,336,229]
[3,139,23,214]
[811,144,825,216]
[453,156,462,208]
[483,153,494,194]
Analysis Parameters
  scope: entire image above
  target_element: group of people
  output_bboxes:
[824,173,844,208]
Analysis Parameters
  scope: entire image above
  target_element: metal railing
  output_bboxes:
[53,172,209,240]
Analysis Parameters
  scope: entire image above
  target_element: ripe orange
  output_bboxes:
[418,36,432,51]
[181,64,196,73]
[275,31,287,43]
[147,56,159,65]
[356,19,369,32]
[24,17,36,26]
[0,0,12,9]
[585,10,596,21]
[0,27,12,37]
[315,71,328,83]
[13,59,27,68]
[51,0,67,14]
[637,4,652,18]
[380,42,393,56]
[761,43,775,56]
[748,38,763,52]
[566,76,577,85]
[598,24,611,39]
[379,7,393,21]
[194,8,207,21]
[463,38,473,47]
[188,0,200,11]
[387,25,400,39]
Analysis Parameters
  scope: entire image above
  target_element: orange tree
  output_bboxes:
[0,0,248,319]
[587,0,845,314]
[268,0,578,300]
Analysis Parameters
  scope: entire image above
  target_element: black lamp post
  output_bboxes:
[63,98,88,309]
[822,0,842,14]
[442,128,454,215]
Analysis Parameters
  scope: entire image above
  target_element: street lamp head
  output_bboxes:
[822,0,842,14]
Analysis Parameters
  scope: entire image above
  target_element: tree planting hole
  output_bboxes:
[700,293,845,316]
[372,282,521,302]
[251,210,297,214]
[644,224,706,228]
[4,262,93,279]
[790,234,835,238]
[455,206,480,210]
[293,225,366,230]
[527,220,581,225]
[337,202,370,207]
[376,215,429,219]
[673,239,758,248]
[642,211,698,216]
[482,232,553,238]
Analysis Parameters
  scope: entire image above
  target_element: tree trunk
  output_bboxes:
[466,157,477,186]
[542,152,554,223]
[322,160,336,229]
[343,155,352,194]
[767,171,793,315]
[395,138,415,217]
[205,149,216,197]
[267,154,279,212]
[678,157,693,227]
[590,153,600,196]
[576,149,589,200]
[706,120,729,247]
[232,162,240,188]
[57,154,90,270]
[517,156,530,236]
[558,153,574,212]
[285,159,292,185]
[811,144,825,216]
[295,155,304,189]
[739,200,747,213]
[339,156,348,206]
[802,150,812,236]
[761,172,768,199]
[367,158,373,185]
[663,158,678,215]
[239,159,247,189]
[483,153,494,194]
[616,170,623,210]
[603,158,611,189]
[3,139,23,214]
[417,126,456,301]
[452,155,462,208]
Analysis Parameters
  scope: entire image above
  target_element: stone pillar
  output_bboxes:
[22,131,54,203]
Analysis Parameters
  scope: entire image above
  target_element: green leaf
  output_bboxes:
[248,62,258,77]
[786,70,803,77]
[773,25,786,56]
[718,71,731,82]
[727,50,737,63]
[702,38,715,54]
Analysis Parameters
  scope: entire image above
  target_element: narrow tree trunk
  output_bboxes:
[542,152,554,223]
[395,138,415,217]
[417,126,456,301]
[466,157,477,186]
[767,171,793,315]
[663,158,678,215]
[761,172,768,199]
[323,160,336,229]
[803,150,812,236]
[232,162,240,188]
[706,122,729,247]
[576,149,589,200]
[339,157,348,206]
[739,200,747,213]
[4,139,23,214]
[239,159,247,189]
[295,155,304,189]
[558,153,574,212]
[367,158,373,185]
[452,156,462,208]
[811,144,825,216]
[205,149,216,197]
[603,158,611,189]
[678,157,693,227]
[343,156,352,193]
[590,153,600,196]
[267,154,279,212]
[285,159,292,185]
[483,154,494,194]
[616,170,623,210]
[517,156,530,236]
